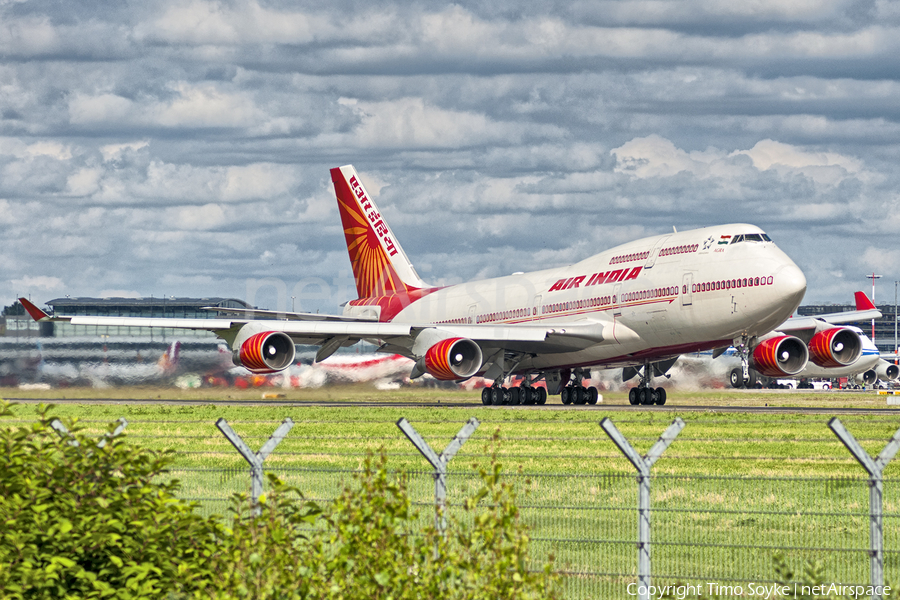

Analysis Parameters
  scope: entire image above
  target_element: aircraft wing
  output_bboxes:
[774,291,881,337]
[20,297,626,362]
[201,306,380,322]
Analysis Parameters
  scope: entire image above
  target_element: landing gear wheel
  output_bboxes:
[509,387,521,405]
[654,387,667,405]
[481,388,491,405]
[730,368,744,389]
[561,387,572,405]
[639,388,653,405]
[537,387,547,405]
[587,386,599,405]
[490,387,504,406]
[520,387,533,405]
[629,388,639,405]
[573,386,586,405]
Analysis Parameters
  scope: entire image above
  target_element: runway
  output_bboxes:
[7,395,900,415]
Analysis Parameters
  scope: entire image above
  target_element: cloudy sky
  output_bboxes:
[3,0,900,314]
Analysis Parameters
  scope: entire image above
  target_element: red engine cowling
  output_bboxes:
[752,335,808,377]
[234,331,296,374]
[423,337,483,380]
[808,327,862,368]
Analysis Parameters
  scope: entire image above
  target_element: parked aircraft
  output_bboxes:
[19,164,836,407]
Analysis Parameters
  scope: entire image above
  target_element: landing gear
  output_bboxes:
[629,361,668,407]
[484,377,547,407]
[729,366,758,389]
[557,367,600,407]
[484,368,594,408]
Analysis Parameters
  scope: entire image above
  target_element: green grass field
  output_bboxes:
[3,386,899,598]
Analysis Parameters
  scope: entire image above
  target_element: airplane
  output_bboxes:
[717,292,892,389]
[18,163,841,408]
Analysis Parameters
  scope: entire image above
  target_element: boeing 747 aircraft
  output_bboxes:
[20,164,847,407]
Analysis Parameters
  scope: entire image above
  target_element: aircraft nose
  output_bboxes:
[775,262,807,308]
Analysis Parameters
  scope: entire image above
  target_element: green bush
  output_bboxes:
[0,402,560,600]
[0,401,221,599]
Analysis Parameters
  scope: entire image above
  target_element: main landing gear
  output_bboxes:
[481,384,547,406]
[479,368,598,408]
[558,367,600,406]
[560,384,600,405]
[627,361,667,406]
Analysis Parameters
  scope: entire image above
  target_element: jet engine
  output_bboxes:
[752,335,808,377]
[808,327,862,368]
[876,360,900,381]
[862,370,878,385]
[233,331,296,374]
[421,337,483,380]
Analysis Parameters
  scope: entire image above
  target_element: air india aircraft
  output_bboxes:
[20,164,848,407]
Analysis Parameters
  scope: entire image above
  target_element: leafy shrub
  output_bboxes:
[0,402,560,600]
[0,401,221,599]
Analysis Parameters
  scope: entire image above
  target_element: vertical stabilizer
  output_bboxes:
[331,165,428,298]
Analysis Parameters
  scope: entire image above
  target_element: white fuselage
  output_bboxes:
[363,223,807,373]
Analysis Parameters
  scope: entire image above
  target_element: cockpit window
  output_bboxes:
[730,233,771,244]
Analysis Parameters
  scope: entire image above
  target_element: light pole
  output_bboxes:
[867,273,882,344]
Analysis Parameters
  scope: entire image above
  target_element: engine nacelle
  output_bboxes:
[752,335,808,377]
[423,337,483,380]
[876,360,900,381]
[233,331,296,374]
[808,327,862,368]
[862,370,878,385]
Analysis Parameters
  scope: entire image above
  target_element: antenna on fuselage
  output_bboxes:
[673,226,678,233]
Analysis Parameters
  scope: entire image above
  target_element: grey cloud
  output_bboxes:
[3,0,900,311]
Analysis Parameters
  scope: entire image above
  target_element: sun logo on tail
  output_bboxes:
[331,166,427,299]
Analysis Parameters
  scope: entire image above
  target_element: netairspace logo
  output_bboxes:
[626,582,892,599]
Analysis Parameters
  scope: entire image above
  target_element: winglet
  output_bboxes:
[18,297,51,321]
[855,291,877,311]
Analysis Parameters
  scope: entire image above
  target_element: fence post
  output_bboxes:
[217,417,294,516]
[828,417,900,600]
[396,416,480,534]
[50,417,128,448]
[601,416,685,600]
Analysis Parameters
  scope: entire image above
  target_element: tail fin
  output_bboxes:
[855,291,877,311]
[330,165,427,298]
[158,341,181,373]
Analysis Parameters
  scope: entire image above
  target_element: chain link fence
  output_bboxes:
[155,418,898,599]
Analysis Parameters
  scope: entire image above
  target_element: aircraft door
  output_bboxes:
[681,273,693,307]
[613,284,622,317]
[532,295,542,321]
[644,235,671,269]
[468,304,478,324]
